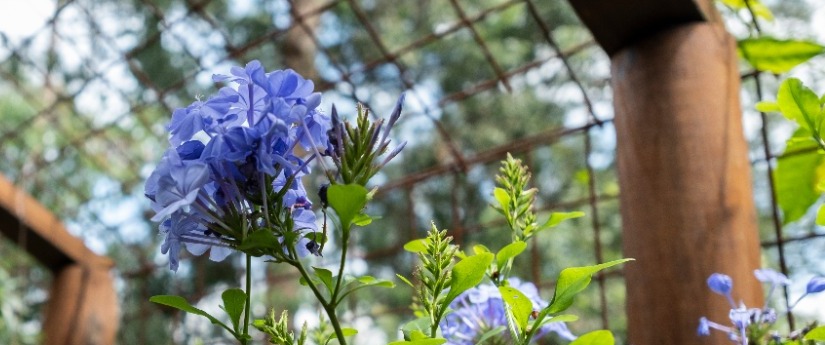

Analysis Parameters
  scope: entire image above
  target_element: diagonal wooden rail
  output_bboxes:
[566,0,763,344]
[0,174,118,345]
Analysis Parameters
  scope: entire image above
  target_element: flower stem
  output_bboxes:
[241,253,252,345]
[331,225,350,305]
[289,246,349,345]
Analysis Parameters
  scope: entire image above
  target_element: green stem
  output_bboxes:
[289,245,349,345]
[241,253,252,345]
[331,225,350,305]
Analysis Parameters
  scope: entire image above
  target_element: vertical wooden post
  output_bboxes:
[42,265,119,345]
[612,23,763,343]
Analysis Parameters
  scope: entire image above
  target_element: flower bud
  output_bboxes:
[806,276,825,294]
[707,273,733,295]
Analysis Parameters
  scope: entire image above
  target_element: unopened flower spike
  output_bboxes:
[327,93,407,186]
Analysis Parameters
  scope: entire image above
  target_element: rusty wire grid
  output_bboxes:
[0,0,821,343]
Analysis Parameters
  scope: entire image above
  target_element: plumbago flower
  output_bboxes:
[145,60,331,271]
[698,269,825,345]
[441,278,576,345]
[148,61,411,345]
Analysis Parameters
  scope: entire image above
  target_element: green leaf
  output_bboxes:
[404,239,427,253]
[357,275,395,288]
[499,286,533,334]
[325,327,359,345]
[804,326,825,340]
[817,205,825,226]
[388,338,447,345]
[390,329,448,345]
[548,259,633,314]
[221,289,246,334]
[775,129,825,224]
[718,0,773,20]
[400,317,431,340]
[496,241,527,269]
[493,187,511,215]
[338,275,395,301]
[445,253,494,304]
[236,230,282,255]
[543,314,579,323]
[473,326,506,345]
[328,184,369,227]
[150,295,234,335]
[738,38,824,74]
[353,213,373,226]
[313,267,335,295]
[540,211,585,230]
[305,232,327,244]
[570,330,615,345]
[473,244,491,255]
[777,78,823,131]
[397,274,415,288]
[755,101,780,113]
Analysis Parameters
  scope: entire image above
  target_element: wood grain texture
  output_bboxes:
[612,22,763,344]
[42,265,119,345]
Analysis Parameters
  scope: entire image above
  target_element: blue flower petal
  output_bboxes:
[707,273,733,295]
[807,276,825,294]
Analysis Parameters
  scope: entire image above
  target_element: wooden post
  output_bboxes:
[566,0,764,342]
[42,265,119,345]
[612,23,763,343]
[0,175,118,345]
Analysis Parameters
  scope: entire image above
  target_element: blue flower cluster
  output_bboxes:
[698,269,825,344]
[145,61,331,271]
[440,279,576,344]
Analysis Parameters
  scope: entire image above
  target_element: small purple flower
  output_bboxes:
[708,273,733,295]
[754,268,790,306]
[697,316,734,339]
[729,307,751,345]
[159,212,231,271]
[697,317,711,336]
[265,69,316,101]
[806,276,825,294]
[753,269,790,286]
[708,273,736,308]
[760,308,777,324]
[440,279,575,345]
[791,276,825,310]
[212,60,267,87]
[151,162,210,222]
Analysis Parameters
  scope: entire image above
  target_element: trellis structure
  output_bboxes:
[0,174,118,344]
[0,0,820,344]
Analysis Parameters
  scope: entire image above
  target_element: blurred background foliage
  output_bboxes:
[0,0,822,344]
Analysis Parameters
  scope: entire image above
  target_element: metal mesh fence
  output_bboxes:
[0,0,821,343]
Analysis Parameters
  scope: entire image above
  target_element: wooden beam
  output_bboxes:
[612,23,763,344]
[567,0,716,56]
[0,174,112,271]
[0,174,119,344]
